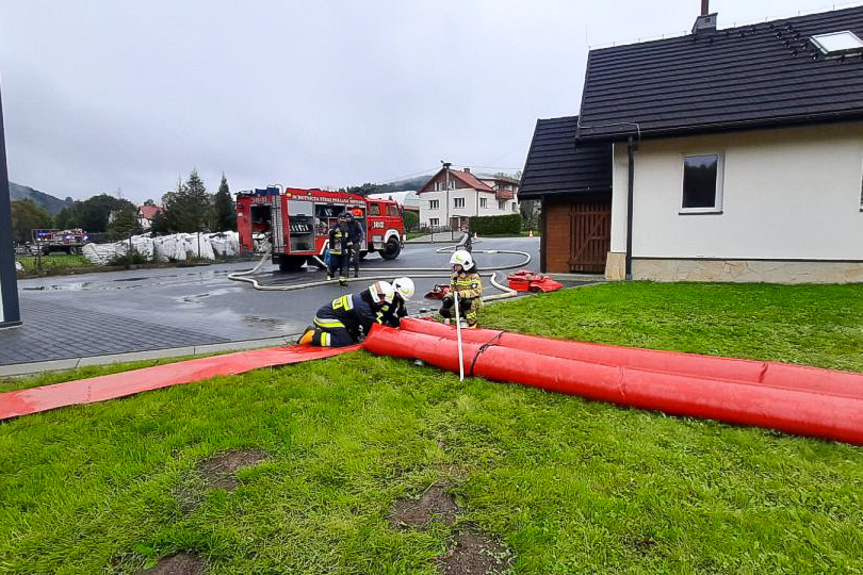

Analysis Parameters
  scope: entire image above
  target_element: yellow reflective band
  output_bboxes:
[314,317,345,329]
[322,332,331,346]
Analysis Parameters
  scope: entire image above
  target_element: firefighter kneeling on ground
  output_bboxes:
[327,214,349,285]
[299,280,401,347]
[379,277,415,328]
[439,249,483,328]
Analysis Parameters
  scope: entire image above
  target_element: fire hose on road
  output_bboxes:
[227,242,532,303]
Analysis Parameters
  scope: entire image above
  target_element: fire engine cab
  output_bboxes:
[236,186,407,271]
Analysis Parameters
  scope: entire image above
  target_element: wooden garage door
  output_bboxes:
[568,201,611,273]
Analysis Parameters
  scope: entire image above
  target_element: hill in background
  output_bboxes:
[9,182,73,214]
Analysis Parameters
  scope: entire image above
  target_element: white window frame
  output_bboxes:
[680,152,725,214]
[430,218,439,226]
[429,199,439,210]
[480,197,488,208]
[454,197,465,209]
[498,200,506,210]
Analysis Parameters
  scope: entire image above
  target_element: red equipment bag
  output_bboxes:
[507,270,563,293]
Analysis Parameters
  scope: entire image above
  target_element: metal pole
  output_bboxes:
[0,65,22,328]
[453,286,465,381]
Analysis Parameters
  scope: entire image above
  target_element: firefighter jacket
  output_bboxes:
[345,220,363,250]
[314,290,383,339]
[328,224,348,255]
[379,298,407,328]
[450,270,483,302]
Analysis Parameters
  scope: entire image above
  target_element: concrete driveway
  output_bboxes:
[0,237,540,371]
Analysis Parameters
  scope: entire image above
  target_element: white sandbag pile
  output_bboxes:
[209,231,240,258]
[83,232,238,265]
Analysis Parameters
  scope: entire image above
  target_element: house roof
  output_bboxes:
[419,168,495,193]
[139,205,161,219]
[577,6,863,140]
[519,116,612,199]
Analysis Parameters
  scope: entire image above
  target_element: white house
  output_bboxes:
[418,167,519,229]
[519,5,863,283]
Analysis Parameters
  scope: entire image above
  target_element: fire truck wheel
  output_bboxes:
[278,256,306,272]
[379,237,401,260]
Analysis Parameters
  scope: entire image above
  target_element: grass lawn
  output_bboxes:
[16,253,94,276]
[1,283,862,574]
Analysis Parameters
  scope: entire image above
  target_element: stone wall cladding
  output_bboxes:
[633,259,863,284]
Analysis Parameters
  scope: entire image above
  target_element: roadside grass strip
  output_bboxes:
[0,282,861,573]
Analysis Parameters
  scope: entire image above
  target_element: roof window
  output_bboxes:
[810,31,863,57]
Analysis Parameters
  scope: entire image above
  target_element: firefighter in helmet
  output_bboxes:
[298,280,395,347]
[343,210,364,279]
[380,276,415,327]
[327,213,349,285]
[439,250,483,328]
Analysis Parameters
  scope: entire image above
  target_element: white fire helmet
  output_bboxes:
[369,280,395,304]
[449,249,474,270]
[392,277,415,301]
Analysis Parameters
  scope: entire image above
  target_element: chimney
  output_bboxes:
[463,167,471,174]
[692,0,717,36]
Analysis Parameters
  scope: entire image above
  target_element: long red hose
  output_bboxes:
[0,345,358,421]
[364,320,863,444]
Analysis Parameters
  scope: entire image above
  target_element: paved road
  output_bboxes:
[1,237,541,368]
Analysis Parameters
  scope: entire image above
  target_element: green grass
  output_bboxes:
[16,254,95,276]
[1,283,862,574]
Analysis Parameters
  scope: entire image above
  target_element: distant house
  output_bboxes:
[520,5,863,283]
[138,205,162,231]
[418,167,519,229]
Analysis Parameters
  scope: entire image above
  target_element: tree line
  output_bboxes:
[10,170,236,245]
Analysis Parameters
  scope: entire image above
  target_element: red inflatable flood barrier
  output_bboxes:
[0,344,358,421]
[366,320,863,444]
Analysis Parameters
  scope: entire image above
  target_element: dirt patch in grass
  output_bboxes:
[196,449,268,492]
[389,482,459,529]
[140,553,206,574]
[441,530,514,575]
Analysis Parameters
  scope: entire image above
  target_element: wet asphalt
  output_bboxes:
[1,237,540,367]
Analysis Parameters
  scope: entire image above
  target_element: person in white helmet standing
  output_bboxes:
[298,280,395,346]
[440,250,483,328]
[380,276,415,327]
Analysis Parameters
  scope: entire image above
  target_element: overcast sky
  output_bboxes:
[0,0,856,204]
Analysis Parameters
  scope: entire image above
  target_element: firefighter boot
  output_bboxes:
[339,276,348,286]
[298,326,316,345]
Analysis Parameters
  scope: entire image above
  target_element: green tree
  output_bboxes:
[160,170,212,233]
[107,207,142,241]
[211,174,236,232]
[11,199,53,244]
[54,194,137,233]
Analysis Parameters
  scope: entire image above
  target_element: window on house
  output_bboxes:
[434,181,442,191]
[512,203,518,212]
[811,31,863,58]
[480,198,487,208]
[429,199,439,210]
[682,154,723,212]
[498,200,506,210]
[430,218,439,226]
[454,198,465,208]
[449,180,456,190]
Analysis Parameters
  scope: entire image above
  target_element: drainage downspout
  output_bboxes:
[625,136,636,280]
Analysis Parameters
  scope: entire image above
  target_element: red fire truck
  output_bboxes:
[236,186,406,271]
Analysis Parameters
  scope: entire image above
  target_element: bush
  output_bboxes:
[403,210,419,232]
[469,213,522,236]
[107,250,150,267]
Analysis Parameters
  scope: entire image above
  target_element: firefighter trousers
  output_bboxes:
[327,251,347,282]
[439,296,479,327]
[346,247,360,278]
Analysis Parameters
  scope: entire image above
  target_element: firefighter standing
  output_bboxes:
[439,250,483,328]
[298,281,395,347]
[327,214,349,285]
[380,276,415,327]
[344,211,364,279]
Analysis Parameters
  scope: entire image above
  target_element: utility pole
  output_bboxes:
[442,161,451,232]
[0,65,22,329]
